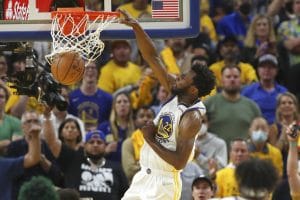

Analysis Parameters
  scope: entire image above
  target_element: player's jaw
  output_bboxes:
[171,81,189,96]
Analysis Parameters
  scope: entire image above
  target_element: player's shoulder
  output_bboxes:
[180,107,202,124]
[160,95,176,108]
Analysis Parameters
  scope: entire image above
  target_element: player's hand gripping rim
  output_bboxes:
[118,9,139,27]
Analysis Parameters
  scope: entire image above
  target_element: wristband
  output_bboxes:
[42,115,53,122]
[289,141,298,147]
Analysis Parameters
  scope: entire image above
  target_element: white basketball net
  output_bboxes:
[46,13,118,65]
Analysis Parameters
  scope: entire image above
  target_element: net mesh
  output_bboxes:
[46,13,118,66]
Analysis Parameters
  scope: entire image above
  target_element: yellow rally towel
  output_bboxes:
[131,129,144,161]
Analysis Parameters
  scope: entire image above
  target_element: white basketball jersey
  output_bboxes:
[140,96,206,171]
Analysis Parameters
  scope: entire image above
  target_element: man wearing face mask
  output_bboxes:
[216,0,252,44]
[194,115,228,177]
[247,117,283,177]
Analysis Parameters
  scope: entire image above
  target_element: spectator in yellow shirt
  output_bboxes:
[209,36,258,89]
[98,40,142,94]
[215,138,249,198]
[161,38,193,74]
[200,0,218,46]
[247,117,283,177]
[121,106,155,183]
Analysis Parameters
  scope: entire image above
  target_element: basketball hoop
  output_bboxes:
[46,8,120,66]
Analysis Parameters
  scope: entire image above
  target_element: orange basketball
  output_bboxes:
[51,51,85,85]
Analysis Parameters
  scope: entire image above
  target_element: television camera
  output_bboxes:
[0,42,68,111]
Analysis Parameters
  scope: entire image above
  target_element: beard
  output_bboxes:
[223,86,240,95]
[85,152,104,162]
[171,86,187,96]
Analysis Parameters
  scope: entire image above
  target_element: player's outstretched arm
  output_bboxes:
[119,9,175,93]
[143,110,202,170]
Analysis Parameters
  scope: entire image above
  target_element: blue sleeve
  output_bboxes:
[241,86,250,96]
[6,142,20,157]
[0,157,24,177]
[216,19,226,37]
[67,91,78,115]
[98,121,110,135]
[103,93,113,122]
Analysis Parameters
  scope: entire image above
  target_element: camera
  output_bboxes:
[1,42,68,111]
[290,124,300,139]
[37,71,68,111]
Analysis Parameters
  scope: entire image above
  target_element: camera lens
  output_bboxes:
[55,100,68,111]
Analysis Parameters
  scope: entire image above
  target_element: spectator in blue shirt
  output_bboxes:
[242,54,287,124]
[0,111,41,200]
[216,0,252,44]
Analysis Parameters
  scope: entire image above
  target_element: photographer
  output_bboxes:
[286,122,300,199]
[2,43,68,118]
[5,55,37,118]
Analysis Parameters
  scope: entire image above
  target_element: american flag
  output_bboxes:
[152,0,179,19]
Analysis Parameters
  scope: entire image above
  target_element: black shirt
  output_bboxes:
[58,145,128,200]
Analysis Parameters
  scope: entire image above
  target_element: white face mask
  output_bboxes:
[251,130,268,143]
[198,124,208,136]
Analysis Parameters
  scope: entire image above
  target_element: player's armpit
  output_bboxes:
[179,110,202,139]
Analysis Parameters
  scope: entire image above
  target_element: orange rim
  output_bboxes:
[50,8,119,36]
[51,7,120,20]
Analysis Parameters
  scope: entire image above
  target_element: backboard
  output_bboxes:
[0,0,199,41]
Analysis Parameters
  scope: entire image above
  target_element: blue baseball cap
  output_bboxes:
[85,130,106,143]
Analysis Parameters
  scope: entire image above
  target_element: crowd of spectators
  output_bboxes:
[1,0,300,199]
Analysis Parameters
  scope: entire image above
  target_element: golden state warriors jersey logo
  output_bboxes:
[156,113,174,143]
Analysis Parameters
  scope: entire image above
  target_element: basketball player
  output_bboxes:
[120,10,216,200]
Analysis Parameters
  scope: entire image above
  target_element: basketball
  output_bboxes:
[51,51,85,85]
